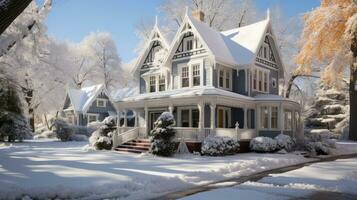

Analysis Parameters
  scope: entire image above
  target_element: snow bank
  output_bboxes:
[0,140,311,200]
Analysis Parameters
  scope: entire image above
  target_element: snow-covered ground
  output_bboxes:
[0,140,357,200]
[0,139,308,200]
[182,144,357,200]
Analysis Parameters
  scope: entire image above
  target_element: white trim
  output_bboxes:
[96,98,107,107]
[87,113,99,124]
[177,59,204,89]
[177,106,199,128]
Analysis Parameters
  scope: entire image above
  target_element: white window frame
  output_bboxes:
[87,114,99,124]
[178,60,204,88]
[177,106,200,128]
[217,67,232,91]
[284,110,292,131]
[96,98,107,107]
[159,75,166,91]
[252,67,270,93]
[149,76,156,92]
[258,105,280,130]
[217,107,231,128]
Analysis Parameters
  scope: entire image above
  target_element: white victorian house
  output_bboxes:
[112,10,302,151]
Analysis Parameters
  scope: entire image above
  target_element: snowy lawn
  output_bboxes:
[182,142,357,200]
[0,140,356,200]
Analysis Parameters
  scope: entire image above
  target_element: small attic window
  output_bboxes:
[97,99,107,107]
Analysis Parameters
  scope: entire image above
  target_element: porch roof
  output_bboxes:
[114,86,254,102]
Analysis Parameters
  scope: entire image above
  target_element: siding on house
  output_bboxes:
[232,69,248,95]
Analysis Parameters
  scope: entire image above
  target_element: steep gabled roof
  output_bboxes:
[164,11,272,67]
[132,19,170,74]
[66,84,105,113]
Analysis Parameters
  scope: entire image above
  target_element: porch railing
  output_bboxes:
[113,127,139,148]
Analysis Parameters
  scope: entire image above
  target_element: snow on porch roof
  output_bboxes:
[67,84,104,113]
[115,86,254,102]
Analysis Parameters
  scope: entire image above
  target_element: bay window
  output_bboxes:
[260,106,269,129]
[253,68,269,93]
[192,64,200,86]
[218,68,231,90]
[258,71,263,91]
[284,110,292,130]
[219,70,224,87]
[264,73,268,92]
[271,106,278,129]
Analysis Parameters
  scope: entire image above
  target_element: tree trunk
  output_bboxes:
[29,107,35,132]
[285,75,297,98]
[349,34,357,141]
[0,0,32,35]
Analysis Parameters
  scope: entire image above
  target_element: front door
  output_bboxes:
[149,111,163,131]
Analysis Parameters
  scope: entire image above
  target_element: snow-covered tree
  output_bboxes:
[294,0,357,140]
[149,112,176,157]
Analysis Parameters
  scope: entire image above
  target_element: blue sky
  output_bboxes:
[39,0,320,63]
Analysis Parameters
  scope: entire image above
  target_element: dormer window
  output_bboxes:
[150,76,156,92]
[159,76,166,91]
[181,66,189,88]
[186,39,193,51]
[97,99,107,107]
[192,64,200,86]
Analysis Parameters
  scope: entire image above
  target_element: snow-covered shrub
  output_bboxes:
[274,134,295,152]
[53,119,90,142]
[201,136,240,156]
[250,137,277,153]
[33,130,56,139]
[303,129,337,156]
[149,112,176,157]
[53,119,73,141]
[88,116,116,150]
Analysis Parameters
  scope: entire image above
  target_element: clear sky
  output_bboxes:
[38,0,320,63]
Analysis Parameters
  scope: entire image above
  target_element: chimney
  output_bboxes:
[192,10,205,22]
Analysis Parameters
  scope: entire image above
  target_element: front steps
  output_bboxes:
[115,139,151,154]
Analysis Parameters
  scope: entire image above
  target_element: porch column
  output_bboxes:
[198,102,204,129]
[123,110,127,127]
[243,107,248,129]
[116,109,121,133]
[144,106,149,135]
[279,103,284,134]
[168,104,174,114]
[210,103,216,130]
[133,110,138,127]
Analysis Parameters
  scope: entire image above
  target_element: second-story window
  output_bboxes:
[159,76,165,91]
[97,99,106,107]
[181,66,189,87]
[219,70,224,88]
[225,71,230,89]
[264,72,268,92]
[150,76,156,92]
[253,69,257,90]
[258,71,263,91]
[192,64,200,86]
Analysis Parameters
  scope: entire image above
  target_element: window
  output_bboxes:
[271,107,278,129]
[181,109,190,127]
[219,70,224,88]
[217,107,231,128]
[295,112,300,130]
[225,71,230,89]
[192,64,200,86]
[186,39,193,51]
[284,110,292,130]
[264,46,267,59]
[180,108,199,128]
[96,99,106,107]
[181,66,189,87]
[253,68,269,93]
[258,71,263,91]
[272,78,277,88]
[159,76,165,91]
[87,114,98,123]
[260,106,269,129]
[264,72,268,92]
[253,69,257,90]
[192,109,199,128]
[150,76,156,92]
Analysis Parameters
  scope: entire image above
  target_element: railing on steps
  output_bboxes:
[112,127,139,148]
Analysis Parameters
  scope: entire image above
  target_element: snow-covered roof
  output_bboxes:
[254,94,299,104]
[66,84,105,113]
[115,86,254,102]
